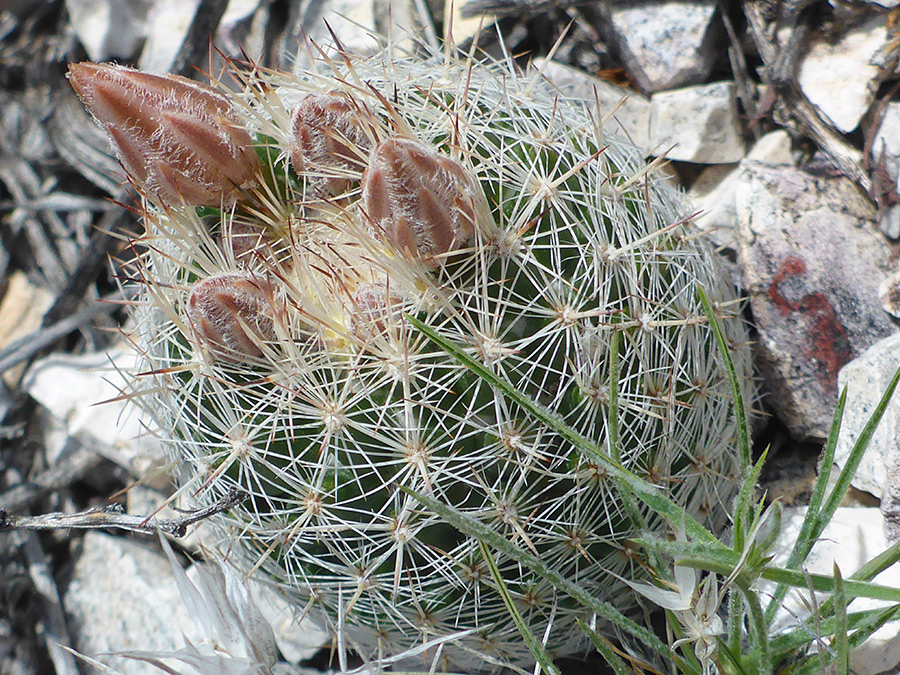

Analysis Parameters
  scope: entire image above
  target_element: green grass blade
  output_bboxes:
[731,450,768,554]
[478,541,561,675]
[819,364,900,516]
[401,485,683,666]
[819,366,900,534]
[817,540,900,622]
[765,367,900,626]
[696,287,750,471]
[405,315,634,484]
[832,564,849,675]
[575,619,639,675]
[758,568,900,603]
[770,605,900,664]
[727,589,742,659]
[644,539,900,604]
[608,328,621,460]
[783,605,900,675]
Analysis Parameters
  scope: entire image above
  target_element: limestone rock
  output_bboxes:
[63,533,201,675]
[736,162,895,439]
[650,81,744,163]
[833,332,900,502]
[798,18,892,134]
[598,0,720,94]
[23,347,167,482]
[766,507,900,675]
[689,130,792,248]
[65,0,149,62]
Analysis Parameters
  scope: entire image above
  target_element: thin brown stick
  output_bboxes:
[0,487,248,538]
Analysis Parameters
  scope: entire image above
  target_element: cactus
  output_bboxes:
[70,48,753,671]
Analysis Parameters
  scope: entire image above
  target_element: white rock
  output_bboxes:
[443,0,495,49]
[65,0,149,62]
[766,506,900,675]
[833,332,900,500]
[689,130,792,248]
[881,205,900,240]
[22,347,167,481]
[650,81,745,163]
[290,0,379,68]
[798,18,891,134]
[600,0,718,93]
[246,579,329,663]
[64,532,203,675]
[531,58,651,152]
[873,101,900,186]
[217,0,266,62]
[138,0,200,74]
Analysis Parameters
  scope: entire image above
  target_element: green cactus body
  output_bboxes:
[125,49,753,670]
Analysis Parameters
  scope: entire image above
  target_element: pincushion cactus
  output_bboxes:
[69,47,753,671]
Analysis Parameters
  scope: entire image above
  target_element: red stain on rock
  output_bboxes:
[767,255,851,387]
[767,256,807,314]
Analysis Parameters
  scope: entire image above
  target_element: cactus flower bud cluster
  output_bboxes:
[68,63,259,206]
[70,48,754,671]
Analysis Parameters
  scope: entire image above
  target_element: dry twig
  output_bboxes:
[0,487,248,538]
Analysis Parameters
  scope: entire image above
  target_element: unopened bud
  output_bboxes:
[222,221,278,265]
[350,282,402,343]
[289,92,371,195]
[186,272,283,361]
[362,138,476,265]
[68,62,259,206]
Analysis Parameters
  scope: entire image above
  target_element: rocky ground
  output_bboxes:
[2,0,900,673]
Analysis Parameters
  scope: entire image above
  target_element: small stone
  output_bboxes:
[247,580,329,663]
[871,103,900,206]
[689,130,792,248]
[137,0,199,74]
[23,347,168,482]
[65,0,148,62]
[444,0,497,52]
[765,506,900,675]
[531,58,651,152]
[64,532,202,675]
[880,269,900,318]
[597,0,720,94]
[880,205,900,240]
[0,271,54,386]
[217,0,266,62]
[650,81,745,163]
[832,332,900,501]
[798,17,892,134]
[290,0,379,65]
[736,163,895,439]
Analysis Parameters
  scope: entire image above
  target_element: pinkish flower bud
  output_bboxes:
[67,62,260,206]
[186,272,283,361]
[289,92,371,195]
[222,221,278,265]
[361,138,477,265]
[350,282,403,343]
